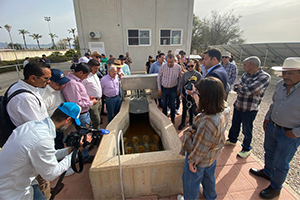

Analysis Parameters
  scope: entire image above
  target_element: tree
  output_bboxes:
[57,39,68,49]
[66,37,72,48]
[191,10,245,54]
[49,33,58,48]
[73,36,80,55]
[7,43,22,50]
[68,28,76,41]
[18,29,30,49]
[29,33,43,49]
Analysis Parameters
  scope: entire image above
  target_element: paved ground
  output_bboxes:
[2,66,299,198]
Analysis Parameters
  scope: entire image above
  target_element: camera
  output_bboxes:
[64,126,110,173]
[64,126,110,149]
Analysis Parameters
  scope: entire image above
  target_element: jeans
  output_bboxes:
[79,112,91,162]
[106,96,121,123]
[182,153,217,200]
[180,94,195,125]
[33,184,46,200]
[161,86,177,121]
[228,108,258,151]
[263,122,300,191]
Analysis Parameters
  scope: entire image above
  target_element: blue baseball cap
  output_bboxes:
[50,69,70,85]
[58,102,81,126]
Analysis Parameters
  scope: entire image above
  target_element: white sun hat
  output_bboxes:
[272,57,300,71]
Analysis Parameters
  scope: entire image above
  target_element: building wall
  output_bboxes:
[73,0,194,72]
[0,50,67,61]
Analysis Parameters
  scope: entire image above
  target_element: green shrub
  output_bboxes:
[65,49,76,57]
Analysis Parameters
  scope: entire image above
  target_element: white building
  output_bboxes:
[73,0,194,72]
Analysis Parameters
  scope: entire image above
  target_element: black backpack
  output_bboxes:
[0,84,41,147]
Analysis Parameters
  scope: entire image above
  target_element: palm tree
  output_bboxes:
[29,33,42,49]
[49,33,58,47]
[68,28,76,41]
[18,29,30,49]
[66,37,72,48]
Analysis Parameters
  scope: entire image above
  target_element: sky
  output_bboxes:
[0,0,300,46]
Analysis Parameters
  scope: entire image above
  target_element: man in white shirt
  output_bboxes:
[83,59,102,129]
[23,57,30,67]
[42,68,70,149]
[6,62,52,198]
[7,62,51,127]
[0,102,91,200]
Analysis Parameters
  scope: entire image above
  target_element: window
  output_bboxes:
[127,29,151,46]
[160,29,182,45]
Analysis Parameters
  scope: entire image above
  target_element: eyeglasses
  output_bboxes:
[187,65,194,68]
[35,75,51,81]
[222,56,229,59]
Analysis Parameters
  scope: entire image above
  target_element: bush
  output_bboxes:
[49,51,63,57]
[65,49,76,57]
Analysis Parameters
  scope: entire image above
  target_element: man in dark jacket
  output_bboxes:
[202,49,229,92]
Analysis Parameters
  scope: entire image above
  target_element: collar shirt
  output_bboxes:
[23,60,29,67]
[100,74,119,97]
[41,85,65,116]
[157,63,182,91]
[122,63,131,75]
[180,106,230,167]
[83,72,102,98]
[125,56,132,67]
[107,58,116,66]
[206,64,220,75]
[221,62,238,85]
[200,64,207,79]
[0,118,71,200]
[233,69,270,112]
[62,73,93,113]
[6,79,49,127]
[265,80,300,137]
[149,61,165,74]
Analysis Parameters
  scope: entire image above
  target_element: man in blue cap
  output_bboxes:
[42,69,70,149]
[0,102,91,200]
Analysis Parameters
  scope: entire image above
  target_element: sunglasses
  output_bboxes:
[35,75,51,81]
[187,65,194,68]
[222,56,229,59]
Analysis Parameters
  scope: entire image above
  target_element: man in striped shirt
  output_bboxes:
[226,56,271,158]
[157,54,182,123]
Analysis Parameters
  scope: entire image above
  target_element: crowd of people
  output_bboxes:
[0,47,299,200]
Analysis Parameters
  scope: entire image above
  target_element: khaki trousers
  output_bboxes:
[89,99,102,129]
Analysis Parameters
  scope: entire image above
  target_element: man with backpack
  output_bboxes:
[6,62,51,127]
[4,61,52,198]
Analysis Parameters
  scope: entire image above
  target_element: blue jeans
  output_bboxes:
[263,122,300,191]
[33,184,46,200]
[228,108,258,151]
[79,112,91,162]
[182,153,217,200]
[161,86,177,121]
[106,96,121,123]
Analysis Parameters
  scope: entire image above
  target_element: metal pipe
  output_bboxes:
[117,130,125,200]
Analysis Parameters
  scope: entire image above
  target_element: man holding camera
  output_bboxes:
[0,102,91,200]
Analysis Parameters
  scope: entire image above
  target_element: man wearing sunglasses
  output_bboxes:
[221,51,237,92]
[6,61,52,198]
[6,62,51,127]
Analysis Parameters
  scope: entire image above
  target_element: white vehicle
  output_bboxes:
[188,55,202,60]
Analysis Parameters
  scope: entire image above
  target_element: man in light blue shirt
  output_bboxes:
[149,53,165,74]
[118,55,131,75]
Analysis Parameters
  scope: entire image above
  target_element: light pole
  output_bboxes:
[4,24,21,79]
[44,16,52,34]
